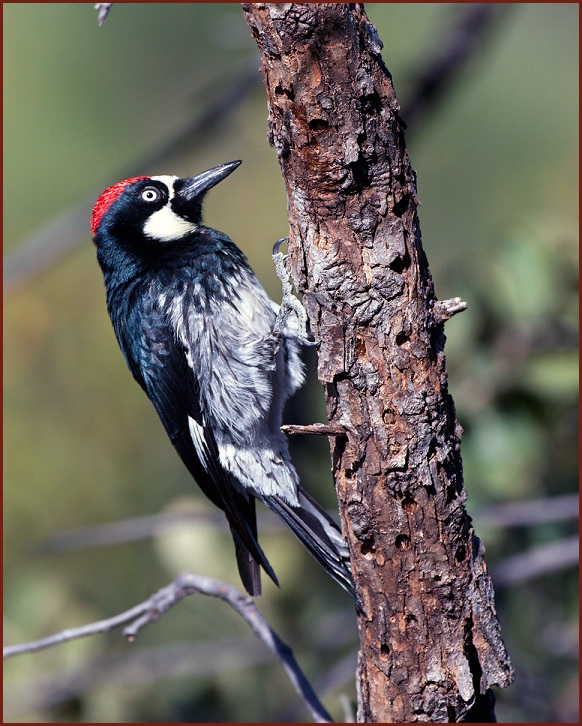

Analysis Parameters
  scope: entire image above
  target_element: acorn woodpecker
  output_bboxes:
[91,161,357,601]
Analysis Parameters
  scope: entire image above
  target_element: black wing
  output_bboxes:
[121,299,278,596]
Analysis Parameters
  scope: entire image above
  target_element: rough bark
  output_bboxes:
[242,4,514,722]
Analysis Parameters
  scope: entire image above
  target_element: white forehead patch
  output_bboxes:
[142,176,197,242]
[149,175,178,197]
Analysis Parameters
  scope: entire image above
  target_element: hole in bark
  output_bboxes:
[395,331,409,346]
[334,429,347,460]
[455,544,466,562]
[360,91,382,114]
[406,613,417,624]
[355,333,366,357]
[380,643,390,656]
[360,538,375,556]
[274,84,294,100]
[349,155,370,191]
[389,252,410,274]
[308,118,328,131]
[395,534,411,550]
[401,495,417,513]
[392,194,410,217]
[427,437,438,460]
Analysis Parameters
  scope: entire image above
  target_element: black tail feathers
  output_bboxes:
[262,486,358,603]
[227,485,361,609]
[227,496,279,597]
[229,525,263,596]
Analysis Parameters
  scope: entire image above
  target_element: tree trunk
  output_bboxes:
[242,4,514,722]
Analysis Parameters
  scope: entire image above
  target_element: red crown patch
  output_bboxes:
[91,177,148,238]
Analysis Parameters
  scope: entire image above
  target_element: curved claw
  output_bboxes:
[272,237,289,256]
[301,338,320,348]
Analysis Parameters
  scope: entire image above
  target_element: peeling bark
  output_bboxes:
[242,4,514,722]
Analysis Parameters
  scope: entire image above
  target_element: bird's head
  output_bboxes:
[91,160,241,250]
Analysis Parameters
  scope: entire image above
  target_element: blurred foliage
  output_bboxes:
[4,3,578,723]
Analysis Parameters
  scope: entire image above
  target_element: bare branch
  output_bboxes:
[433,296,467,323]
[3,602,148,659]
[3,573,333,723]
[278,650,358,723]
[7,609,357,717]
[282,423,347,437]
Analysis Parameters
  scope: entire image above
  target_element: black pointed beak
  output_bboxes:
[177,160,242,202]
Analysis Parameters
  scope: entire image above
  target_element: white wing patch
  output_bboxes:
[188,416,210,471]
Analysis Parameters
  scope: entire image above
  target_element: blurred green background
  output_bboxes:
[4,3,578,722]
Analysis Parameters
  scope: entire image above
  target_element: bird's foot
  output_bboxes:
[272,238,318,346]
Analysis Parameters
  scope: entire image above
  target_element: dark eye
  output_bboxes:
[141,186,163,203]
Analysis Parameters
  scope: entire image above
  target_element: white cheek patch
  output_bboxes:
[143,205,197,241]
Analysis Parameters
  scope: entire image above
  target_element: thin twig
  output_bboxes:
[3,573,333,723]
[433,296,467,324]
[6,611,357,717]
[278,650,358,723]
[282,423,347,437]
